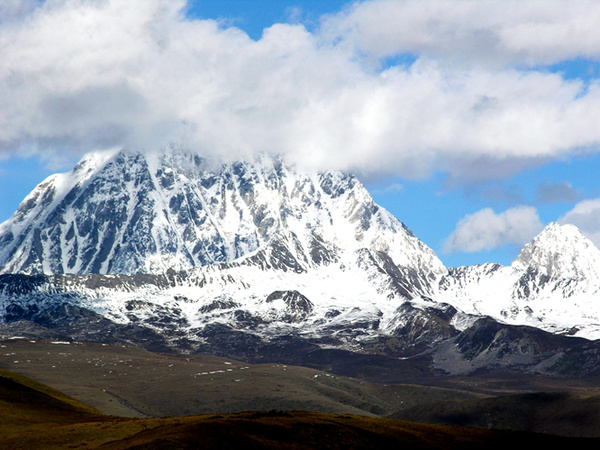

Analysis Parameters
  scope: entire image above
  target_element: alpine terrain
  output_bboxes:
[2,147,600,379]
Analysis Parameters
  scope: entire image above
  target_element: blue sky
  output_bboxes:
[1,0,600,268]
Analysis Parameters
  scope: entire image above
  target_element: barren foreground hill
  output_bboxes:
[1,363,599,449]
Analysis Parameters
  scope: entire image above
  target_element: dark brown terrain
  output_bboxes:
[2,365,600,449]
[0,338,483,418]
[2,337,600,447]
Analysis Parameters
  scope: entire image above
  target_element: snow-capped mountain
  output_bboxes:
[440,222,600,339]
[513,222,600,298]
[0,147,444,286]
[0,148,453,353]
[2,148,600,377]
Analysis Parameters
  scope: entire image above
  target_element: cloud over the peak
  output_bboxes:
[1,0,600,181]
[559,198,600,249]
[443,206,544,254]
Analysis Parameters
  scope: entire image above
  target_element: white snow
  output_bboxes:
[2,150,600,342]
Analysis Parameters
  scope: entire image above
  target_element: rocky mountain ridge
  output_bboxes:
[1,148,600,377]
[0,148,444,279]
[439,222,600,339]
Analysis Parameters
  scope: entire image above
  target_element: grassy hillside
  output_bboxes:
[1,370,599,449]
[0,339,483,418]
[0,368,110,442]
[3,338,600,443]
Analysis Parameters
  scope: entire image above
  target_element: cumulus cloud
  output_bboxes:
[321,0,600,67]
[1,0,600,181]
[559,198,600,248]
[443,206,544,253]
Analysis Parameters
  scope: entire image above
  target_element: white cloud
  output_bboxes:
[443,206,543,253]
[321,0,600,67]
[1,0,600,181]
[559,198,600,248]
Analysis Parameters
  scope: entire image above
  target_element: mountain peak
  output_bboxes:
[0,148,443,279]
[513,222,600,280]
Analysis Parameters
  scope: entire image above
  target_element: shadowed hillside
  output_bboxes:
[1,368,599,449]
[391,390,600,437]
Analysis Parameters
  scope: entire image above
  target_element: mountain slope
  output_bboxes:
[513,222,600,300]
[0,148,456,359]
[0,148,445,284]
[2,149,600,378]
[3,368,588,450]
[440,223,600,339]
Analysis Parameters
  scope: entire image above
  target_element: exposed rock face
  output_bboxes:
[2,149,600,377]
[512,222,600,300]
[0,148,444,283]
[439,222,600,340]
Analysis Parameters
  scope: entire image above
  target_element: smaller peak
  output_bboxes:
[514,222,600,278]
[540,221,579,235]
[525,222,588,247]
[542,221,561,230]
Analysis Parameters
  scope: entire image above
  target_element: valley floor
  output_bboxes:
[1,365,599,449]
[3,338,600,443]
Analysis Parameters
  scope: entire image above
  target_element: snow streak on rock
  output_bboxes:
[440,223,600,339]
[0,147,444,280]
[1,149,600,350]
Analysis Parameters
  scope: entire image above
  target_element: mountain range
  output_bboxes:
[1,147,600,379]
